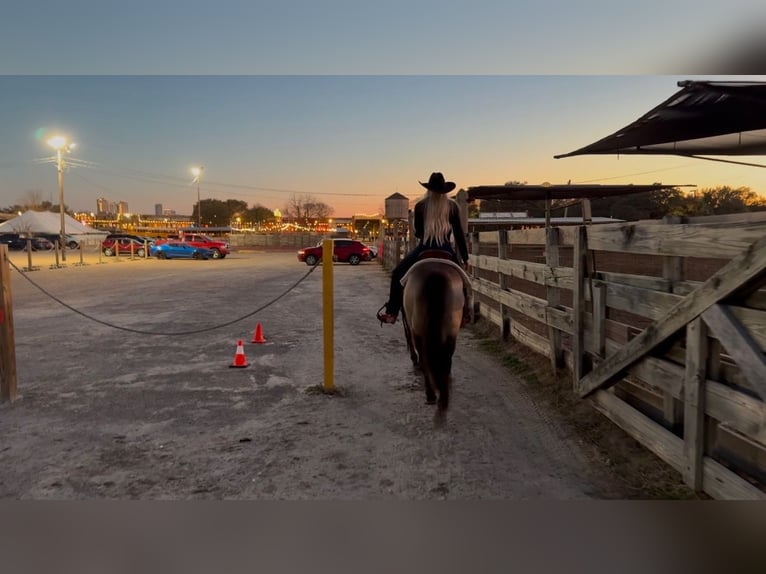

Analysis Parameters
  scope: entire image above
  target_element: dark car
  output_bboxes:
[0,234,53,251]
[0,234,28,250]
[297,239,372,266]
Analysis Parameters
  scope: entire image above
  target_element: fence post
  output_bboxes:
[497,229,511,339]
[471,231,480,319]
[572,225,590,391]
[662,215,685,431]
[683,317,708,491]
[592,281,607,360]
[546,226,564,370]
[0,245,17,402]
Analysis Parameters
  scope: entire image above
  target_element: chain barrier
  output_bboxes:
[7,257,321,336]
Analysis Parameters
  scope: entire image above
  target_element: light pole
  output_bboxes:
[47,136,76,261]
[192,166,204,227]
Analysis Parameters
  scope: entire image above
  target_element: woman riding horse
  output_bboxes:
[377,172,470,326]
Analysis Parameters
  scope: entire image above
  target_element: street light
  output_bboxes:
[192,165,204,227]
[47,135,76,261]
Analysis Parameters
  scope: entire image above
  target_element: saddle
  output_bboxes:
[400,255,472,293]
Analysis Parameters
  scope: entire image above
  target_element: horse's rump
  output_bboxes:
[401,259,465,413]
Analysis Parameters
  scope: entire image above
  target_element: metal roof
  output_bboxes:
[469,216,621,226]
[554,80,766,163]
[466,183,692,202]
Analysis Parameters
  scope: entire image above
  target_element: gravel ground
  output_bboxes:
[0,249,627,499]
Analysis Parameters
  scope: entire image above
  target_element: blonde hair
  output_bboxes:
[422,190,452,245]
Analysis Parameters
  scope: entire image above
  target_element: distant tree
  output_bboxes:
[20,189,44,210]
[696,186,763,215]
[245,205,274,226]
[283,193,334,223]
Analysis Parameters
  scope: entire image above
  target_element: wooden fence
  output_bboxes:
[383,211,766,499]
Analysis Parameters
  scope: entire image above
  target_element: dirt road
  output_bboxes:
[0,250,623,498]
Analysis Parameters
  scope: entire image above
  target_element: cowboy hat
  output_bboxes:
[419,172,456,194]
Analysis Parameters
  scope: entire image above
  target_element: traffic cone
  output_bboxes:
[251,322,267,344]
[229,339,249,368]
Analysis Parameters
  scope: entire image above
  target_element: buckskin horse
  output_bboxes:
[401,254,469,417]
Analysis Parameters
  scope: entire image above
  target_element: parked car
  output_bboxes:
[0,234,28,250]
[0,234,54,251]
[150,241,214,260]
[36,233,80,249]
[173,232,229,259]
[297,239,372,266]
[366,243,379,258]
[101,236,149,257]
[105,233,155,246]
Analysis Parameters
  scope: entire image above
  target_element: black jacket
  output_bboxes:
[412,199,469,263]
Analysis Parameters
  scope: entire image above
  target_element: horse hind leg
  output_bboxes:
[403,314,419,367]
[415,337,437,404]
[434,339,456,412]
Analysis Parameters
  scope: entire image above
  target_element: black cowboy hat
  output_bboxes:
[419,172,456,194]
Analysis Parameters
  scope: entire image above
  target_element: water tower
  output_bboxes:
[384,192,410,240]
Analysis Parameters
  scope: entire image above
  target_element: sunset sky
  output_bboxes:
[2,2,765,218]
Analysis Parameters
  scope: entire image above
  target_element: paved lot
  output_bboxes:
[0,249,624,499]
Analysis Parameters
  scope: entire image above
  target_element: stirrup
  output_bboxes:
[376,304,397,326]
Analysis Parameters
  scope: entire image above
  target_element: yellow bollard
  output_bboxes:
[322,238,334,392]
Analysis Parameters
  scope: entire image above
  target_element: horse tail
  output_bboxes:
[424,273,455,412]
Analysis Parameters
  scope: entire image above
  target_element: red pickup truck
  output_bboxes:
[174,232,230,259]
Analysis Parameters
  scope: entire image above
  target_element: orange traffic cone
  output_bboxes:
[230,339,249,368]
[251,322,267,344]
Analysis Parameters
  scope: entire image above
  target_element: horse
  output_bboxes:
[400,254,468,417]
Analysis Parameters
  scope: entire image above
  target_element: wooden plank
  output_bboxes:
[480,302,503,330]
[508,227,547,246]
[590,389,685,473]
[702,304,766,400]
[706,382,766,446]
[702,457,766,500]
[727,305,766,351]
[511,320,551,358]
[604,281,679,320]
[578,233,766,398]
[546,227,564,370]
[472,278,572,334]
[683,318,708,491]
[597,270,671,293]
[685,211,766,225]
[586,221,766,259]
[0,245,18,402]
[477,230,500,244]
[473,256,575,290]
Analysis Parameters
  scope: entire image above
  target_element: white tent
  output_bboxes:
[0,210,106,237]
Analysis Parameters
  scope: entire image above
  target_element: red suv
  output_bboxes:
[173,232,229,259]
[101,236,150,257]
[297,239,371,266]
